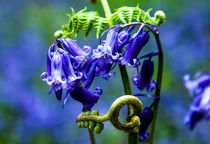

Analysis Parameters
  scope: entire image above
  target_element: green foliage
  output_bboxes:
[55,7,108,39]
[54,6,165,39]
[111,6,165,25]
[94,18,107,39]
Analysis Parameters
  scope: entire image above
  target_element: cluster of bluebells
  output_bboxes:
[184,73,210,130]
[41,23,158,141]
[40,38,102,111]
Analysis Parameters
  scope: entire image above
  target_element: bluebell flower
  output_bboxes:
[58,48,83,84]
[133,59,156,92]
[69,86,102,111]
[84,59,98,89]
[82,34,119,82]
[81,56,115,89]
[56,38,91,64]
[184,74,210,96]
[90,25,134,81]
[41,43,83,101]
[115,26,135,53]
[93,26,120,60]
[139,107,153,142]
[184,73,210,130]
[41,50,67,100]
[95,57,115,79]
[118,28,149,67]
[93,86,103,96]
[115,30,130,52]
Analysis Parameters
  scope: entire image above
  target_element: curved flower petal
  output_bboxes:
[132,31,149,59]
[83,45,92,55]
[40,72,49,81]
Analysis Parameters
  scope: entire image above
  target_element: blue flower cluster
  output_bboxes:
[184,73,210,130]
[40,39,102,111]
[41,23,159,141]
[40,24,157,131]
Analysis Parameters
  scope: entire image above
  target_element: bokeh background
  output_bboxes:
[1,0,210,143]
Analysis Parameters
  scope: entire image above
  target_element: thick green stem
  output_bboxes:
[84,105,96,144]
[118,65,133,95]
[100,0,113,27]
[88,128,96,144]
[148,33,163,144]
[99,0,137,143]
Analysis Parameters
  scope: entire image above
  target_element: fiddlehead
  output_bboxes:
[76,95,143,134]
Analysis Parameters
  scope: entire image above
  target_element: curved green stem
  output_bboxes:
[148,32,163,144]
[99,0,137,143]
[88,128,96,144]
[118,64,138,144]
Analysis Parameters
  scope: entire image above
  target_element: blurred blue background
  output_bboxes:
[0,0,210,143]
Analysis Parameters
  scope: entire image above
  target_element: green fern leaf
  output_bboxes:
[125,7,135,23]
[81,11,98,39]
[83,18,93,39]
[55,6,165,39]
[145,8,153,23]
[73,18,82,37]
[134,7,142,21]
[111,11,127,24]
[94,18,106,38]
[67,7,87,36]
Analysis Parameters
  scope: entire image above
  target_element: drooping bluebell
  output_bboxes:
[139,107,154,142]
[115,25,135,52]
[69,87,102,111]
[184,73,210,130]
[41,43,83,101]
[57,38,91,64]
[118,27,149,67]
[41,49,67,100]
[93,26,120,61]
[133,59,156,92]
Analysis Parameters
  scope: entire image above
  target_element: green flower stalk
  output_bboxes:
[42,0,166,144]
